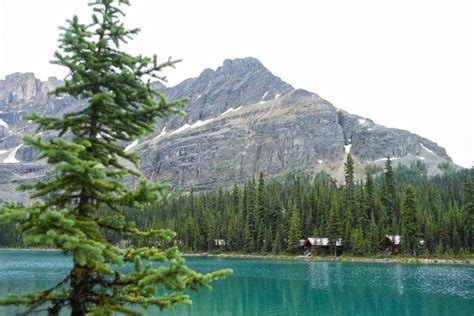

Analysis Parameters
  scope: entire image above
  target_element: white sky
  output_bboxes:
[1,0,472,167]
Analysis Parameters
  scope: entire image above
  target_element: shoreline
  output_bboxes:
[1,248,471,265]
[182,252,473,265]
[0,248,61,251]
[0,248,60,251]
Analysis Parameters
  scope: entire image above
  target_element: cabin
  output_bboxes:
[303,237,343,256]
[379,235,401,254]
[213,239,226,247]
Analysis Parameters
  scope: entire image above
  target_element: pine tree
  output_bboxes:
[327,196,342,256]
[350,228,365,256]
[344,154,355,188]
[243,178,257,252]
[365,171,375,217]
[255,173,266,252]
[368,215,379,255]
[262,227,272,253]
[225,213,239,251]
[243,211,255,253]
[272,224,283,255]
[401,186,419,256]
[382,157,399,225]
[286,202,301,253]
[0,1,230,314]
[343,154,355,242]
[269,183,282,232]
[355,183,368,231]
[464,168,474,252]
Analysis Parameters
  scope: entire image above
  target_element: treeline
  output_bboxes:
[1,158,473,257]
[126,157,472,256]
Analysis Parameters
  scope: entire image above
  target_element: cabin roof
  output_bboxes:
[213,239,226,246]
[307,237,342,247]
[385,235,401,245]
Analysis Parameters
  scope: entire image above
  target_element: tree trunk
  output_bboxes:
[70,265,88,316]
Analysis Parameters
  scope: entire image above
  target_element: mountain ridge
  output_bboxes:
[0,57,456,201]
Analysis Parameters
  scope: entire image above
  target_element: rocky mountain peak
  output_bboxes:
[0,73,62,110]
[160,58,294,129]
[0,58,458,202]
[218,57,265,74]
[4,72,36,82]
[197,68,215,81]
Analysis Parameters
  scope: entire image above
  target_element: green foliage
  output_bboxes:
[350,228,365,255]
[271,224,283,255]
[367,216,379,255]
[381,157,399,227]
[126,165,471,258]
[464,168,474,252]
[365,164,383,176]
[1,159,471,264]
[2,165,471,260]
[0,1,230,314]
[401,186,419,255]
[438,162,456,175]
[343,154,355,242]
[286,203,301,253]
[327,196,342,255]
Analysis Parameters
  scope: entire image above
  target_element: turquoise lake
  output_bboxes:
[0,250,472,315]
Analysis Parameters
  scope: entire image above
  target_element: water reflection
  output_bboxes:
[394,264,404,295]
[0,252,473,316]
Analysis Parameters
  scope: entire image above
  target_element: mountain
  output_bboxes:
[0,57,455,201]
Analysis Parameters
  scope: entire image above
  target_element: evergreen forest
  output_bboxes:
[3,157,472,258]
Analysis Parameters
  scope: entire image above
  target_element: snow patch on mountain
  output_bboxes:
[374,157,400,163]
[220,106,243,117]
[124,139,139,152]
[0,119,8,128]
[2,144,23,163]
[420,143,434,154]
[153,126,167,140]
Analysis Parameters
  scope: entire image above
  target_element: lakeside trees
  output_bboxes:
[0,0,230,315]
[401,186,419,256]
[1,163,472,258]
[86,162,470,257]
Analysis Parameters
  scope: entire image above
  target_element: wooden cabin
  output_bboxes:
[379,235,401,254]
[304,237,343,256]
[213,239,226,247]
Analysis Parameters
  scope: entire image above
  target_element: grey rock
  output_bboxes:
[0,57,457,201]
[155,57,293,131]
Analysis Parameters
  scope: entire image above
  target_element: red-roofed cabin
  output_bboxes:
[379,235,401,254]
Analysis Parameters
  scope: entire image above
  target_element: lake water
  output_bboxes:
[0,250,472,315]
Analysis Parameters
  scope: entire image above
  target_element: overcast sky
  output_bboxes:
[1,0,472,167]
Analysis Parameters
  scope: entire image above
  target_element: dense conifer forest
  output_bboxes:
[3,157,472,257]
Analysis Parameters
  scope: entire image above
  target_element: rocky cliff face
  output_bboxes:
[0,57,454,201]
[155,57,293,131]
[0,72,83,160]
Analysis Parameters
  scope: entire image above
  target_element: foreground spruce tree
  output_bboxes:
[0,0,231,314]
